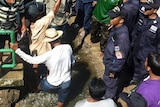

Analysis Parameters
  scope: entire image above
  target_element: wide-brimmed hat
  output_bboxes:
[119,92,147,107]
[43,28,63,42]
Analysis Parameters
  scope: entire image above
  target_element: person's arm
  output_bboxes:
[92,0,97,7]
[21,16,27,33]
[117,98,128,107]
[10,43,48,64]
[53,0,62,14]
[19,1,27,33]
[64,0,72,13]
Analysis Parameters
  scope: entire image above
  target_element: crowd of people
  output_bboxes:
[0,0,160,107]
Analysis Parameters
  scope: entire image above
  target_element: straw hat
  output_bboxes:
[43,28,63,42]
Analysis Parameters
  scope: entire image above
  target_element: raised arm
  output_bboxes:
[53,0,62,14]
[21,16,27,33]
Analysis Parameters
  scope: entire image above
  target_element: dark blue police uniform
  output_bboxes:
[122,0,139,38]
[132,15,160,82]
[103,25,130,99]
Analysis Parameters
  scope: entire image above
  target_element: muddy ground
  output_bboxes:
[14,28,105,107]
[0,0,136,106]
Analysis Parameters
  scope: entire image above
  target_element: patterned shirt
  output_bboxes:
[0,0,25,32]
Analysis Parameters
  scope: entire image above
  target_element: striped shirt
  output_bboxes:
[0,0,25,32]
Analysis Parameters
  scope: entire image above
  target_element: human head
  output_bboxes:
[123,0,128,3]
[119,92,147,107]
[157,7,160,17]
[5,0,15,6]
[108,6,128,20]
[145,53,160,76]
[89,77,106,101]
[140,0,147,2]
[139,0,160,14]
[43,28,63,43]
[5,0,15,3]
[108,6,127,26]
[27,2,46,22]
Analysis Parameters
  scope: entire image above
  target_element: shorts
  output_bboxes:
[39,79,71,103]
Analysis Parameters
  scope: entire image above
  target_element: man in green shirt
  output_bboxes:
[90,0,122,57]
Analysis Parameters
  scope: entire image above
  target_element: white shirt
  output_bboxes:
[74,98,117,107]
[16,44,74,86]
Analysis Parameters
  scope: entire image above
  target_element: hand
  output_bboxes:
[117,98,128,107]
[99,52,104,58]
[65,12,69,17]
[10,43,18,51]
[109,72,115,78]
[92,1,97,7]
[21,16,27,33]
[122,85,137,93]
[108,24,113,30]
[21,25,27,33]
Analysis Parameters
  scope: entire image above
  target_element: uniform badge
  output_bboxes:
[153,20,157,24]
[149,25,158,33]
[140,7,145,13]
[115,46,123,59]
[138,18,143,25]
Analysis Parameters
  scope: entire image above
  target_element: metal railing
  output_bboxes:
[0,30,16,68]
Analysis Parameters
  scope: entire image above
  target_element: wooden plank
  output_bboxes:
[0,63,24,87]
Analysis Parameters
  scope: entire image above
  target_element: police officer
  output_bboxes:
[122,0,139,39]
[131,0,160,84]
[110,1,140,98]
[90,0,123,57]
[103,6,129,99]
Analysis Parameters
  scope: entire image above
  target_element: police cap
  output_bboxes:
[107,6,128,19]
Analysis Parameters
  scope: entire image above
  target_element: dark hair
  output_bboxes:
[50,37,62,44]
[25,2,46,22]
[148,53,160,76]
[89,77,106,101]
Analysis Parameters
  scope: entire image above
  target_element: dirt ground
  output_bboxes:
[1,0,105,106]
[0,0,137,106]
[14,16,106,107]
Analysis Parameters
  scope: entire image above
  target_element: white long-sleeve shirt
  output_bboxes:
[16,44,74,86]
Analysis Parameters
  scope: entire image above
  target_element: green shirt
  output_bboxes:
[93,0,122,24]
